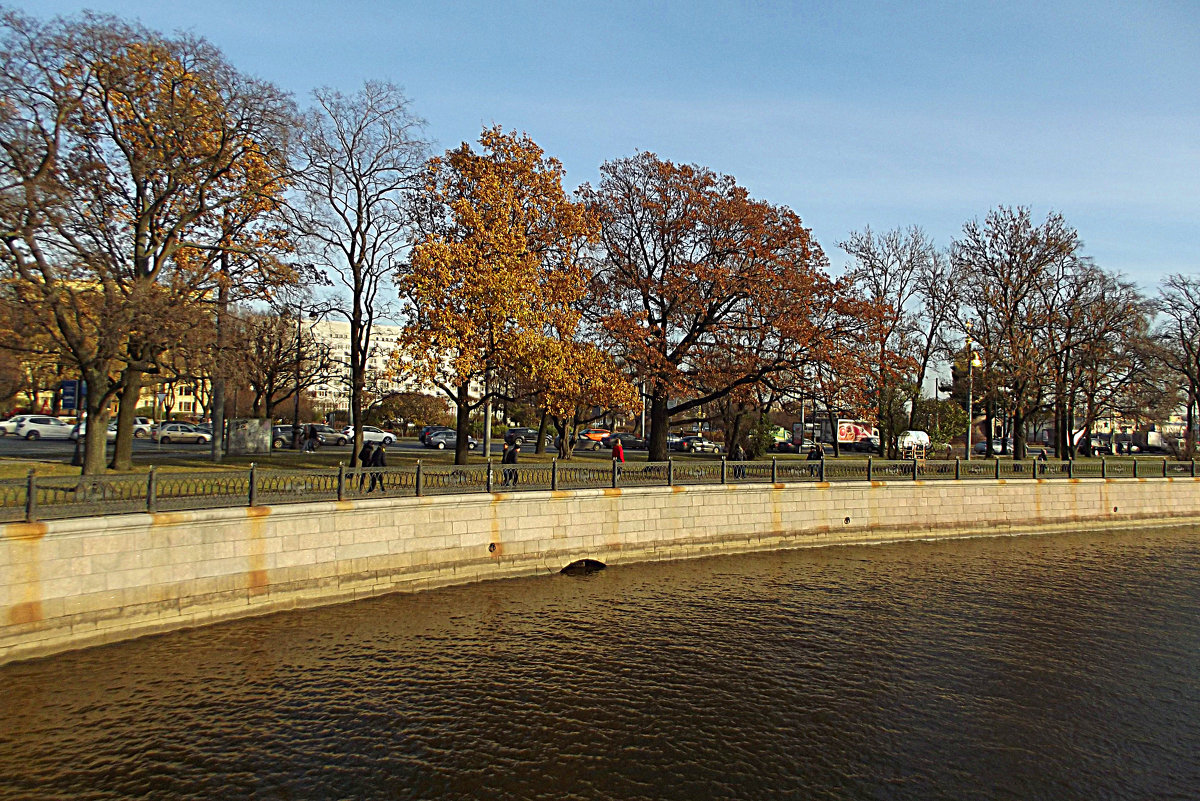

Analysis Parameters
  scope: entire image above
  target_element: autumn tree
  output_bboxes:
[398,127,610,464]
[289,81,427,466]
[0,10,293,473]
[582,153,847,461]
[230,307,335,418]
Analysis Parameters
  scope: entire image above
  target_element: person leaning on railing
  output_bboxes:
[502,441,520,486]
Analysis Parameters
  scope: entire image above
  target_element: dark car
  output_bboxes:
[419,425,451,445]
[602,432,647,450]
[425,430,478,450]
[504,427,551,447]
[845,436,880,453]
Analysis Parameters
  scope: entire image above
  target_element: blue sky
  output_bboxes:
[13,0,1199,288]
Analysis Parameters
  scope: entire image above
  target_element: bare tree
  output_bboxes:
[290,81,427,465]
[1153,274,1200,457]
[953,207,1079,459]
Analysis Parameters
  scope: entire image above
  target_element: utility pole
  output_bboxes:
[293,300,303,449]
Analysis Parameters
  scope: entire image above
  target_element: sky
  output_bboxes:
[11,0,1200,289]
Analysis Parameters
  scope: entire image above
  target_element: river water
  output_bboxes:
[1,526,1198,800]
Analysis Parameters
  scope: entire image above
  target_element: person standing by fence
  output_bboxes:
[612,437,625,480]
[732,442,746,479]
[368,441,387,492]
[502,441,519,486]
[357,442,374,490]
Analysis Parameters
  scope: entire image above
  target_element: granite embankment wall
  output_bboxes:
[3,477,1199,664]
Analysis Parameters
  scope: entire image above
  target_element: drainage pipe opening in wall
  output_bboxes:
[561,559,607,575]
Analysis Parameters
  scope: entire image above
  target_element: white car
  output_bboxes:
[155,422,212,444]
[0,415,36,436]
[70,420,117,442]
[132,417,154,438]
[15,415,74,440]
[345,426,395,445]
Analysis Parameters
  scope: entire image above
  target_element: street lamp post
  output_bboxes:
[293,302,303,450]
[965,334,982,460]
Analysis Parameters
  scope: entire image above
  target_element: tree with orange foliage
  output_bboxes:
[581,153,850,461]
[0,10,293,473]
[398,127,625,463]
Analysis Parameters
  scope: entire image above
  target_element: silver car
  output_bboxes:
[155,422,212,444]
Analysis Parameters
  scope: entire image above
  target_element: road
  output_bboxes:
[0,435,524,461]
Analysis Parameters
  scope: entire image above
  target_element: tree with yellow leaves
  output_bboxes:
[0,9,294,473]
[397,127,628,463]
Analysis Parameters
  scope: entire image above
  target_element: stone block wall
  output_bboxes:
[2,477,1198,664]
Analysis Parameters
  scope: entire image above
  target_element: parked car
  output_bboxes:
[419,425,452,445]
[156,422,211,444]
[69,420,117,442]
[131,416,154,438]
[426,430,477,450]
[0,415,35,436]
[271,425,295,449]
[314,424,348,446]
[15,415,74,440]
[579,428,611,443]
[675,435,721,453]
[771,440,801,454]
[973,438,1014,455]
[602,432,647,450]
[575,434,605,451]
[666,433,684,449]
[504,427,552,447]
[844,436,880,453]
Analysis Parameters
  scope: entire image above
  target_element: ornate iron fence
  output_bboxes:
[1,456,1193,523]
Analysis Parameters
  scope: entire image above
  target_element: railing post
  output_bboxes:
[24,469,37,523]
[954,457,960,481]
[248,463,257,507]
[1133,459,1138,478]
[667,457,674,486]
[1068,459,1074,479]
[867,456,873,481]
[1101,457,1107,478]
[912,457,918,481]
[611,458,618,489]
[1163,457,1168,478]
[486,459,493,493]
[819,457,825,482]
[551,458,558,491]
[771,457,777,483]
[337,462,345,501]
[1192,459,1196,478]
[721,456,727,484]
[995,459,1000,480]
[415,460,423,497]
[147,466,157,513]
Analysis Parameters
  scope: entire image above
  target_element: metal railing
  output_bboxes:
[1,456,1195,524]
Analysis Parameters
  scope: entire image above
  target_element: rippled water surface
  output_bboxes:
[2,527,1199,800]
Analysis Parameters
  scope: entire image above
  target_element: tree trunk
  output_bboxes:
[108,367,144,471]
[535,407,549,455]
[454,381,472,465]
[1012,406,1027,460]
[827,408,841,457]
[80,375,112,476]
[210,281,229,463]
[647,386,670,462]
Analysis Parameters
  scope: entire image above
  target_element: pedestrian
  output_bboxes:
[368,440,387,493]
[357,441,374,490]
[502,440,520,486]
[732,442,746,479]
[612,436,625,480]
[303,424,318,453]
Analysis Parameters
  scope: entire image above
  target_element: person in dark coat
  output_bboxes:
[502,441,519,486]
[368,441,387,492]
[357,441,374,490]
